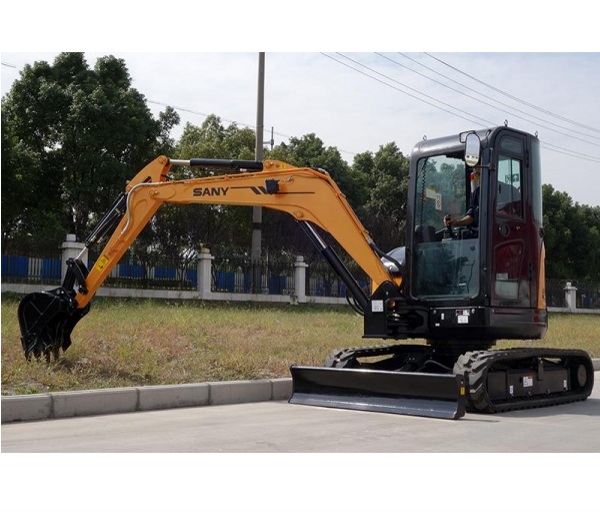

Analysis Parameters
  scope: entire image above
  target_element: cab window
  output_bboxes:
[496,135,524,219]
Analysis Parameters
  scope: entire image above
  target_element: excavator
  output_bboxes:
[18,126,595,420]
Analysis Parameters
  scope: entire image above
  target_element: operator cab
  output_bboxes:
[400,126,547,341]
[409,135,481,301]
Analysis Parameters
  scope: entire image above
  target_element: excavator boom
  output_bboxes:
[83,156,395,309]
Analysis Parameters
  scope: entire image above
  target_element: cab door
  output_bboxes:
[490,131,530,307]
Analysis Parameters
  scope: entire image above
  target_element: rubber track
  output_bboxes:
[324,345,595,415]
[454,348,595,414]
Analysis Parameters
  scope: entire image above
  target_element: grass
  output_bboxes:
[2,293,599,395]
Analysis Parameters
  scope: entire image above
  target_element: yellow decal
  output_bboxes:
[96,255,110,272]
[460,387,466,396]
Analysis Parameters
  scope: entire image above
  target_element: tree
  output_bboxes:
[1,52,179,254]
[569,203,600,282]
[177,115,255,160]
[1,95,65,254]
[543,184,576,279]
[542,184,600,282]
[149,116,258,269]
[270,133,364,207]
[353,142,410,251]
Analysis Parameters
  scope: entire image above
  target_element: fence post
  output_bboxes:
[235,266,244,293]
[61,234,87,281]
[197,248,214,299]
[293,256,308,304]
[564,281,577,311]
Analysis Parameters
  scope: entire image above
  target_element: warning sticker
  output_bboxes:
[96,255,110,272]
[522,375,534,388]
[371,300,384,313]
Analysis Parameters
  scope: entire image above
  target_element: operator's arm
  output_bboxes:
[444,214,475,227]
[444,186,479,228]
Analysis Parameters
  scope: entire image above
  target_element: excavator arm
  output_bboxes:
[79,156,398,310]
[18,156,399,359]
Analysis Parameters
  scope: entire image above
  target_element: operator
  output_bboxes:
[444,165,481,230]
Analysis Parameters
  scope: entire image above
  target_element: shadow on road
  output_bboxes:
[487,398,600,419]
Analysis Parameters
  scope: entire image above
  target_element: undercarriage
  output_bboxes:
[289,344,595,419]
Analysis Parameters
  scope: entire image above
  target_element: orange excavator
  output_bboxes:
[18,126,594,419]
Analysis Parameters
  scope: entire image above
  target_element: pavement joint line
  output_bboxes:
[3,361,600,424]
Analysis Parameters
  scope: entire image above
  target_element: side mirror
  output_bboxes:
[465,132,481,167]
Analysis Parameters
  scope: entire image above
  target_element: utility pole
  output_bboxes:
[251,52,265,293]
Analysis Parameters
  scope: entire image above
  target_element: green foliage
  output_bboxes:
[270,133,365,207]
[1,52,179,254]
[543,184,600,282]
[354,142,410,251]
[1,103,64,253]
[177,115,255,160]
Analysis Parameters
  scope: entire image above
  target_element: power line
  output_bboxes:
[424,52,600,135]
[149,99,256,131]
[148,99,359,157]
[152,55,600,164]
[322,52,495,128]
[323,53,600,164]
[382,52,600,144]
[541,141,600,163]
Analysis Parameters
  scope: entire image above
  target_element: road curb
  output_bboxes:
[3,361,599,424]
[1,378,293,424]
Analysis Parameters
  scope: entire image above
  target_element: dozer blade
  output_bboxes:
[18,289,89,360]
[289,366,466,420]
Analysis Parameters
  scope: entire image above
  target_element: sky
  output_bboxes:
[2,50,599,207]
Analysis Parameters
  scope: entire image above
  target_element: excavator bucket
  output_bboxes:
[289,366,466,420]
[18,289,89,360]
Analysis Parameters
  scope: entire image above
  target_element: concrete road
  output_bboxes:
[3,383,600,452]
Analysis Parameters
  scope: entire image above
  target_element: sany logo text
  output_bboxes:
[193,187,230,196]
